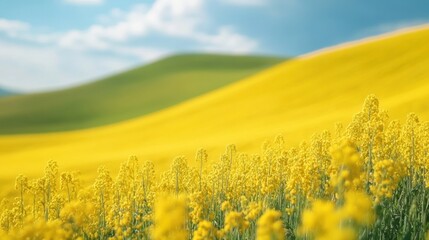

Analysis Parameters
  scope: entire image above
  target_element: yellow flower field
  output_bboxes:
[1,95,429,239]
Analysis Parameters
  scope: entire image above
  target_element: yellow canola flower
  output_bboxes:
[192,220,220,240]
[60,200,94,226]
[152,195,188,240]
[256,209,285,240]
[370,159,402,204]
[330,141,364,192]
[300,190,375,240]
[221,201,232,212]
[341,191,375,226]
[245,201,263,221]
[9,219,71,240]
[224,211,249,233]
[60,200,96,235]
[300,200,345,239]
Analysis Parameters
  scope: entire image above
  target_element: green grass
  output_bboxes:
[0,54,285,134]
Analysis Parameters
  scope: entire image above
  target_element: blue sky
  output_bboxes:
[1,0,429,92]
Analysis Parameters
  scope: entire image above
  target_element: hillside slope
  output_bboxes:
[1,26,429,194]
[0,54,285,134]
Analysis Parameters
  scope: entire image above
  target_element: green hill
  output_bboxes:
[0,54,285,134]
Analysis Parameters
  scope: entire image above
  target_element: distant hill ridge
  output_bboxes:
[0,54,285,134]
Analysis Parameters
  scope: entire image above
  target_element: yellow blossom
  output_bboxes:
[256,209,285,240]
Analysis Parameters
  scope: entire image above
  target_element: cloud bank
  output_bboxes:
[0,0,258,92]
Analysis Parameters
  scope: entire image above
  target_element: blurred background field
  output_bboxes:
[2,1,429,190]
[0,54,284,134]
[1,26,429,196]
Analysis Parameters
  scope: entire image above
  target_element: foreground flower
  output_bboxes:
[300,190,374,240]
[256,209,285,240]
[193,220,220,240]
[151,195,188,240]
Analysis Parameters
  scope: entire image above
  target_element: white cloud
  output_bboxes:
[221,0,267,7]
[196,27,258,53]
[58,5,150,50]
[2,0,257,56]
[112,47,169,61]
[54,0,257,54]
[0,0,258,92]
[0,19,29,35]
[64,0,104,5]
[0,40,133,92]
[146,0,204,36]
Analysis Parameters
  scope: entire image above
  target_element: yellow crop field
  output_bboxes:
[1,27,429,194]
[1,95,429,239]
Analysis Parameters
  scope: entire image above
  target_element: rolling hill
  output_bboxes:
[1,26,429,195]
[0,54,285,134]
